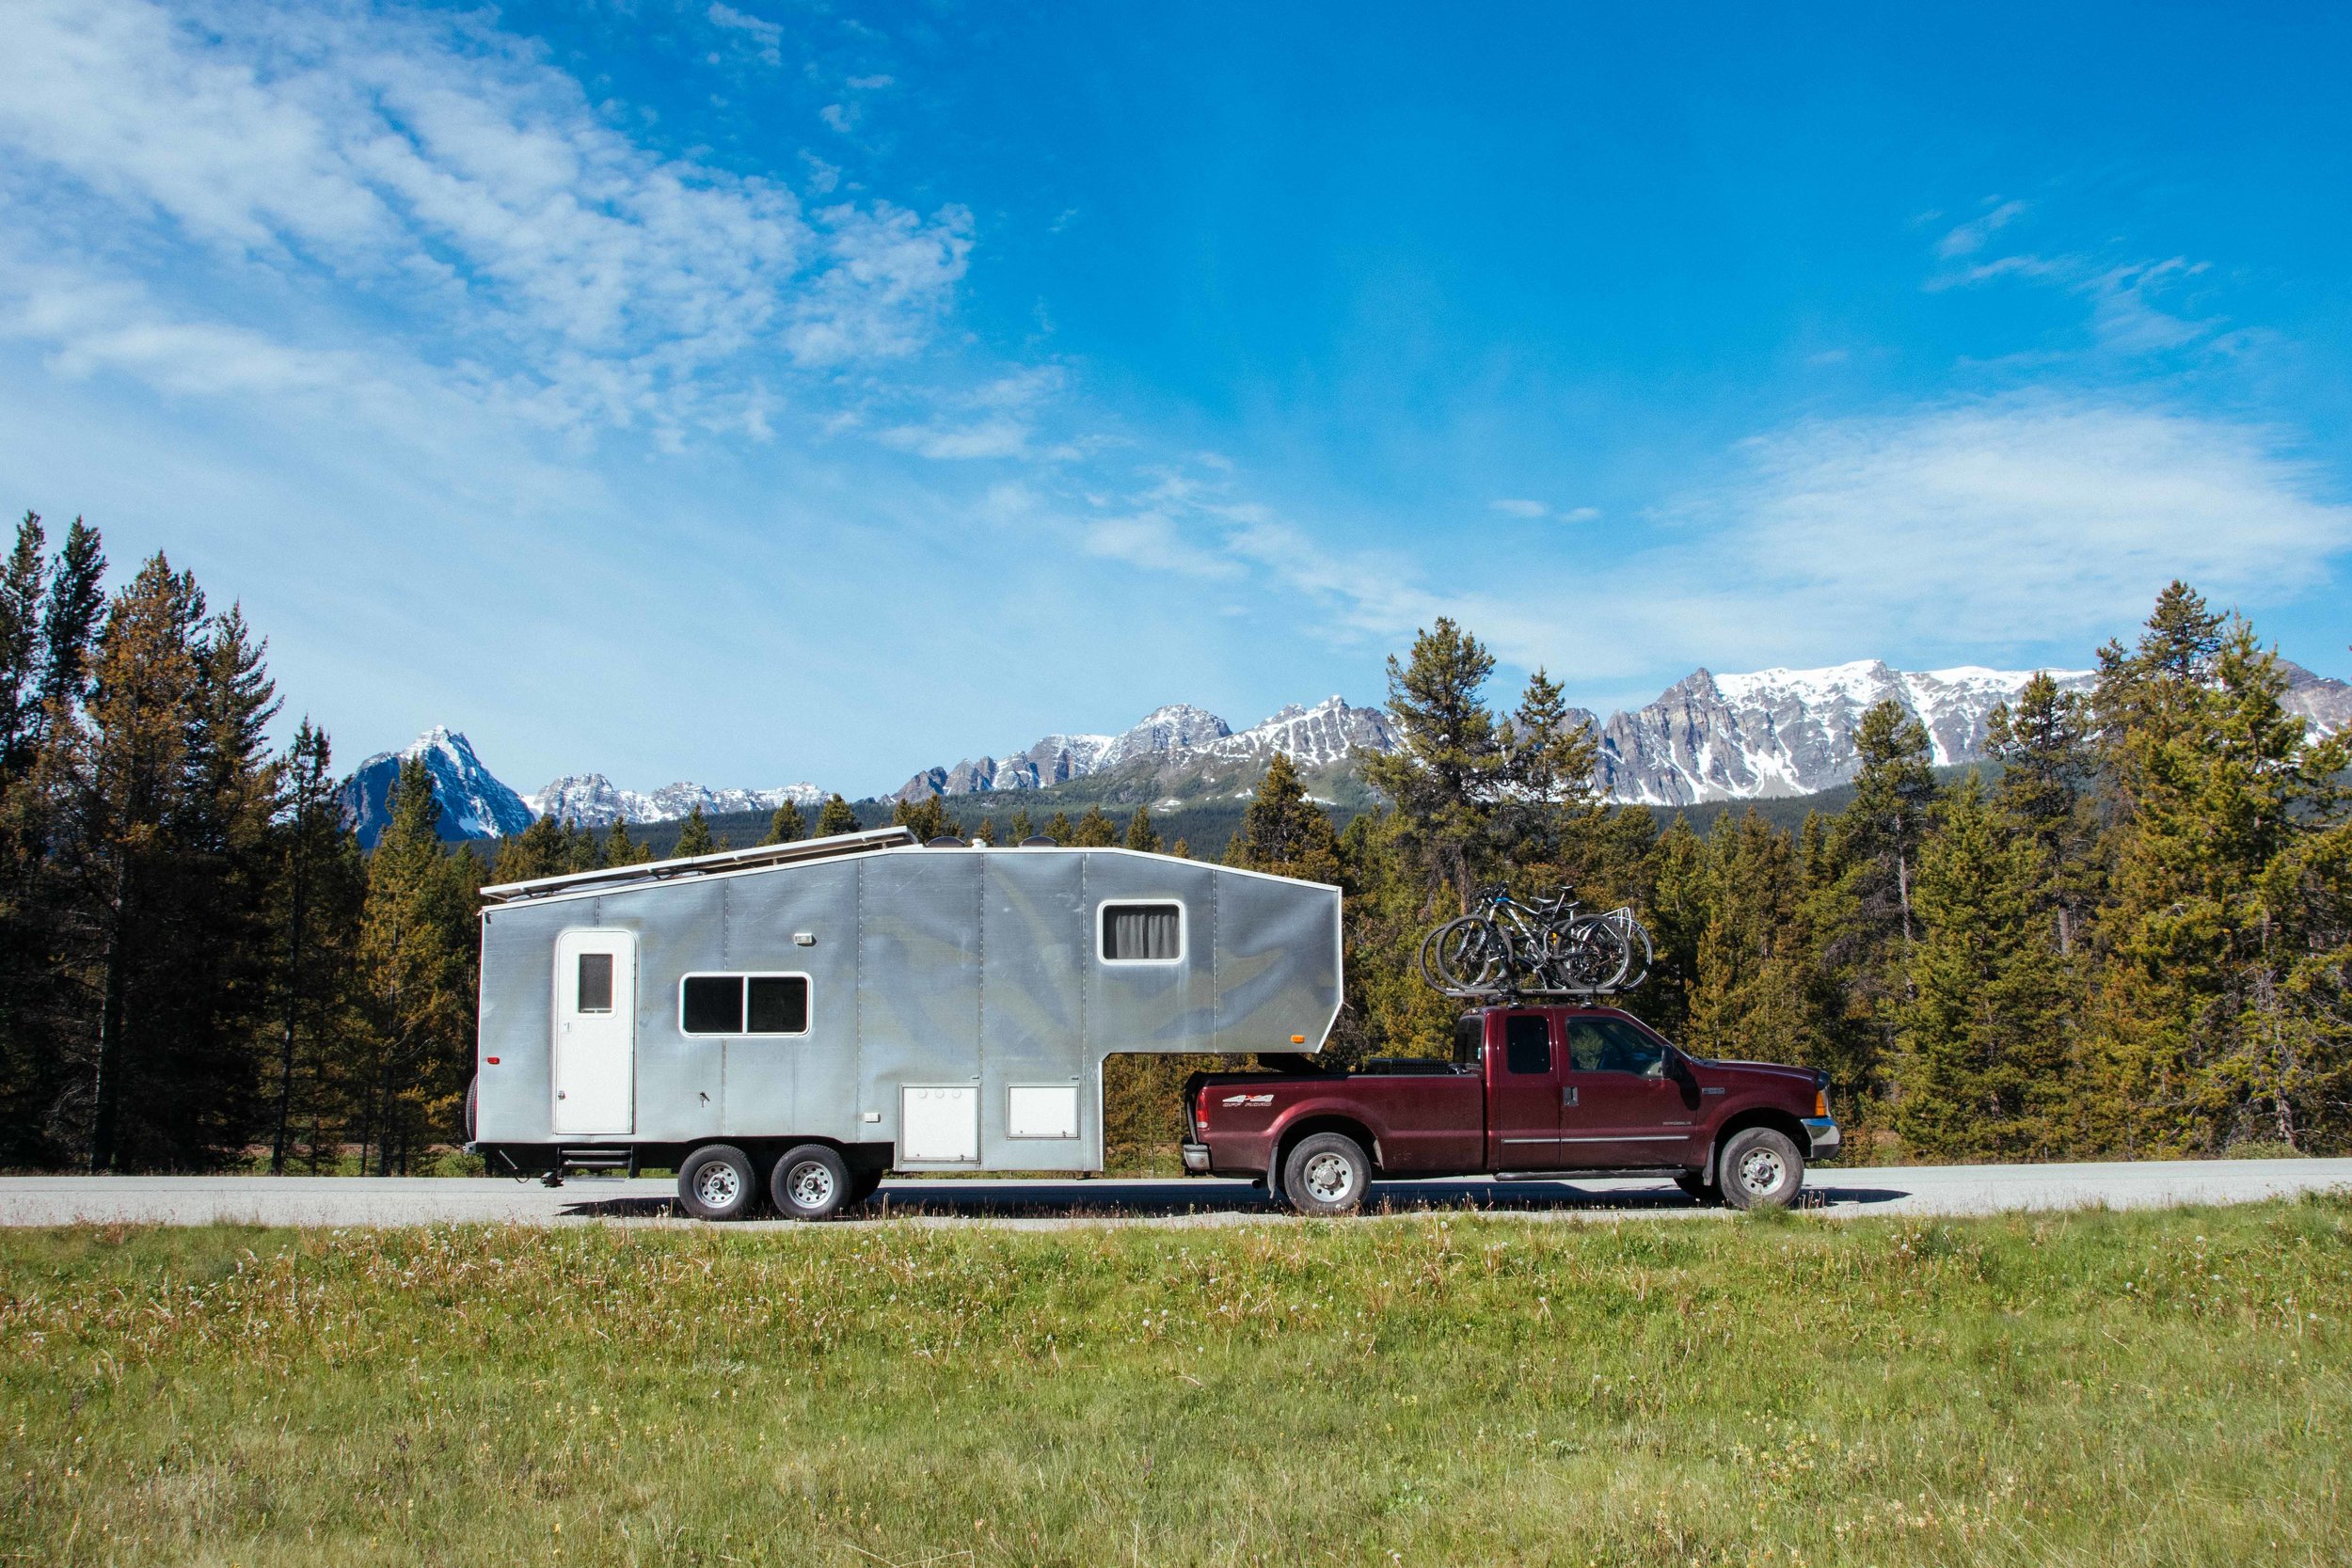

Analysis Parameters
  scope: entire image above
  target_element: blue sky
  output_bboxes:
[3,1,2349,798]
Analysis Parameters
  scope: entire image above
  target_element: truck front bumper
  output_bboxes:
[1803,1117,1841,1157]
[1180,1142,1212,1173]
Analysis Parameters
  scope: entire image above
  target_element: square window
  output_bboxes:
[577,952,613,1013]
[1504,1015,1551,1075]
[681,975,744,1035]
[1102,902,1182,962]
[746,975,808,1034]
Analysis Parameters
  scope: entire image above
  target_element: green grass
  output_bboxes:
[3,1199,2347,1566]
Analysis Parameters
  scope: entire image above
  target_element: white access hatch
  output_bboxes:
[1007,1084,1080,1139]
[900,1084,978,1163]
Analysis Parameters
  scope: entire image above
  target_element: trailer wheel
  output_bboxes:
[844,1168,885,1209]
[770,1144,852,1221]
[464,1075,478,1143]
[1280,1132,1371,1217]
[1718,1128,1804,1211]
[677,1145,759,1221]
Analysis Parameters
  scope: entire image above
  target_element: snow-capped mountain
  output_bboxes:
[524,775,825,829]
[2282,660,2352,737]
[896,698,1386,800]
[1592,662,2095,806]
[341,728,534,847]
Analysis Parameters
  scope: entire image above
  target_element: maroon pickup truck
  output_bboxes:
[1181,1004,1838,1214]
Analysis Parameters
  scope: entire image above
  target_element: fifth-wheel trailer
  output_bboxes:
[466,825,1343,1218]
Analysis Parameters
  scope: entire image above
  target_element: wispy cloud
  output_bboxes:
[0,0,972,441]
[1934,198,2027,259]
[1490,498,1599,522]
[707,3,784,68]
[1925,200,2223,358]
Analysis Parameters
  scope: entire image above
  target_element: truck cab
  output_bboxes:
[1182,1004,1838,1215]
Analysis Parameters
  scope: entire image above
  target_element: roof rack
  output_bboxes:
[480,825,920,904]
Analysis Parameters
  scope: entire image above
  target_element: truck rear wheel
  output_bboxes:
[1280,1132,1371,1217]
[677,1144,759,1221]
[770,1144,852,1220]
[1718,1128,1804,1211]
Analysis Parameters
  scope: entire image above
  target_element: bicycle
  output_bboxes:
[1416,884,1653,996]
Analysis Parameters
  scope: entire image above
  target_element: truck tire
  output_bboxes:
[1674,1172,1716,1203]
[677,1144,760,1221]
[770,1144,852,1221]
[1718,1128,1804,1211]
[1280,1132,1372,1217]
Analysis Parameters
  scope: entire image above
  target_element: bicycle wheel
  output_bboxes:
[1425,916,1507,991]
[1556,915,1631,992]
[1613,908,1655,990]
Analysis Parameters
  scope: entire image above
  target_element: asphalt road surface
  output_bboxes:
[2,1158,2348,1229]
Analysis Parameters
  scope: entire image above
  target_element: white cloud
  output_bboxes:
[0,0,972,436]
[1490,498,1546,518]
[1561,506,1600,522]
[1935,198,2026,259]
[707,4,784,68]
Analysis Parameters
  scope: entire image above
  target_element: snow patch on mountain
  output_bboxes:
[341,728,534,847]
[897,698,1389,800]
[525,774,824,828]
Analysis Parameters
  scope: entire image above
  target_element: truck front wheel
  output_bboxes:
[1280,1132,1371,1217]
[677,1144,760,1221]
[1718,1128,1804,1211]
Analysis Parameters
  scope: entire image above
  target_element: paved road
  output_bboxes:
[2,1158,2347,1229]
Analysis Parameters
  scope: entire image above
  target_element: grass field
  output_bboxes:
[4,1199,2346,1567]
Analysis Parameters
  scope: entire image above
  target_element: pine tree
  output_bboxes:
[493,814,582,883]
[0,513,45,776]
[35,518,105,744]
[356,757,476,1175]
[1169,837,1191,860]
[1359,618,1505,911]
[267,720,364,1172]
[1985,672,2099,955]
[1070,804,1119,847]
[1497,667,1599,865]
[815,794,860,836]
[603,818,652,866]
[1006,807,1036,843]
[762,800,807,845]
[892,796,961,842]
[1228,753,1342,883]
[1042,810,1074,845]
[673,804,717,858]
[1123,805,1162,853]
[1896,779,2075,1159]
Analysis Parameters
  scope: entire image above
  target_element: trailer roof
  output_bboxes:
[478,825,920,904]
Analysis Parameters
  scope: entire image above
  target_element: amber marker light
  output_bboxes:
[1291,1034,1306,1044]
[1814,1089,1830,1117]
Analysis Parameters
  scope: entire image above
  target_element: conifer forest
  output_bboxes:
[3,508,2346,1172]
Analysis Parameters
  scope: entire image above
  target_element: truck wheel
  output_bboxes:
[677,1144,759,1221]
[1718,1128,1804,1211]
[1280,1132,1371,1217]
[770,1144,852,1220]
[1674,1172,1716,1203]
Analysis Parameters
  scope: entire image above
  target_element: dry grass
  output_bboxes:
[3,1196,2347,1565]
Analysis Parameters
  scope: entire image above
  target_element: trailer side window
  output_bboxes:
[1101,902,1183,963]
[680,974,812,1036]
[682,975,742,1035]
[577,952,614,1014]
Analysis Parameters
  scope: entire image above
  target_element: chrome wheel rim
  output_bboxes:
[1303,1152,1356,1203]
[1737,1148,1786,1196]
[694,1163,743,1211]
[785,1160,837,1211]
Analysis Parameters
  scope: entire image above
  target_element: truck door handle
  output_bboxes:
[1562,1085,1577,1107]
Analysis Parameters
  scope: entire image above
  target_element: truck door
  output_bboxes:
[553,929,636,1136]
[1486,1011,1568,1169]
[1561,1015,1697,1166]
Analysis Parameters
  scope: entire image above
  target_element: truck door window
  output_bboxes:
[1503,1015,1551,1075]
[1566,1019,1667,1078]
[1452,1015,1485,1066]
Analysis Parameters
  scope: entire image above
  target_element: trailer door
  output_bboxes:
[553,929,636,1135]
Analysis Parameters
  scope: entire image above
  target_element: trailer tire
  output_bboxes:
[844,1167,885,1209]
[464,1075,478,1143]
[1280,1132,1372,1217]
[770,1144,852,1220]
[677,1144,760,1221]
[1718,1128,1804,1211]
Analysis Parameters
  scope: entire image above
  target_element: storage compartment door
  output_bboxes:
[553,929,636,1135]
[900,1084,979,1164]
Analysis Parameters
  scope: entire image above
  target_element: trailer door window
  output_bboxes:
[577,952,614,1013]
[680,974,813,1036]
[1101,902,1183,963]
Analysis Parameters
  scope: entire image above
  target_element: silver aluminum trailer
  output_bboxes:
[468,826,1343,1218]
